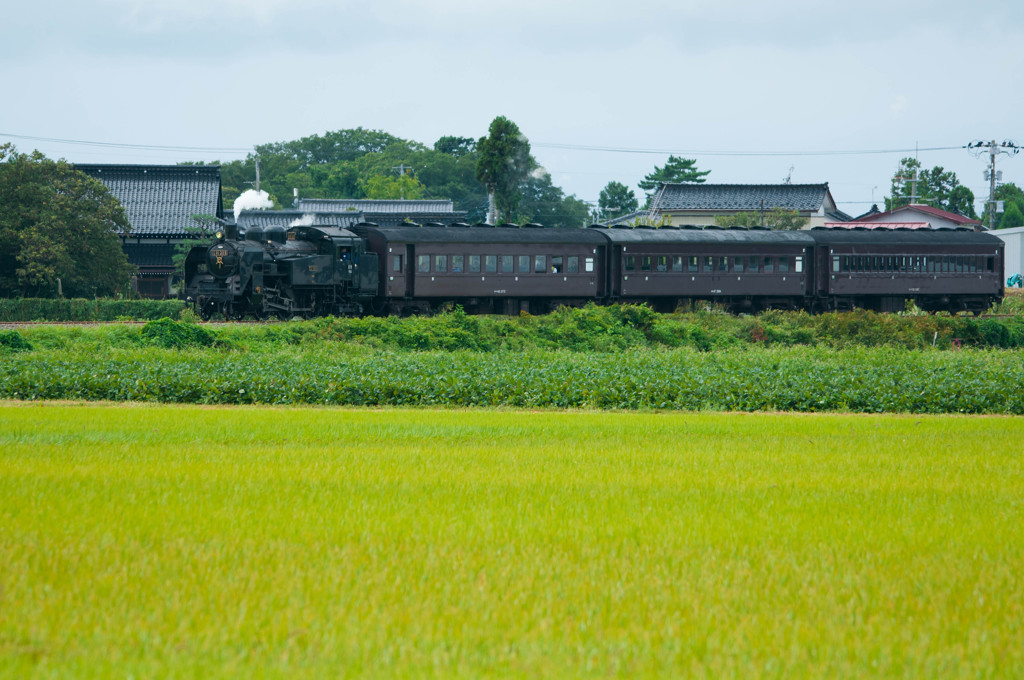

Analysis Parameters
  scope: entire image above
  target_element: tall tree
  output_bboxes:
[519,172,590,228]
[886,157,976,217]
[0,145,135,298]
[475,116,532,223]
[638,156,709,202]
[434,136,477,158]
[999,202,1024,229]
[598,181,638,220]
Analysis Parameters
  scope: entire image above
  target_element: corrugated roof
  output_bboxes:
[236,210,364,231]
[299,198,457,214]
[76,164,223,237]
[651,183,830,212]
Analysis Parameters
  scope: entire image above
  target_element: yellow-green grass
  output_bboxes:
[2,403,1023,678]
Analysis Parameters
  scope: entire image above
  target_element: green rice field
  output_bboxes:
[2,402,1023,677]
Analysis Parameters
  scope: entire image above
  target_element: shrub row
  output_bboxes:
[2,347,1022,414]
[0,298,187,322]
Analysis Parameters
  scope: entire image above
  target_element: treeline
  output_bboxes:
[195,127,591,228]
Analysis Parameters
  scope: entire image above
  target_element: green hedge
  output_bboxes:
[2,347,1022,413]
[0,298,187,322]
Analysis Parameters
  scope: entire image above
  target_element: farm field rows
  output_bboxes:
[2,402,1023,677]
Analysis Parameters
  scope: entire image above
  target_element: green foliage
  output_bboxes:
[476,116,532,222]
[0,330,32,353]
[140,318,216,349]
[358,173,426,200]
[999,201,1024,229]
[0,144,136,298]
[715,207,810,230]
[886,158,976,217]
[597,181,639,221]
[638,155,710,199]
[0,298,186,321]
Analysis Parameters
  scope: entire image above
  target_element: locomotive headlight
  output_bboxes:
[216,231,224,241]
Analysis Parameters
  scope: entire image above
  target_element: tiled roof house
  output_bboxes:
[647,182,850,228]
[76,164,224,298]
[846,203,983,231]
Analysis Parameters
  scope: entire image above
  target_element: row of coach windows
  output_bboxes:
[623,254,802,274]
[406,254,596,275]
[833,254,995,274]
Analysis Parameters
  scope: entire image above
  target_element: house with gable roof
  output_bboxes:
[643,182,850,228]
[844,203,982,231]
[76,164,224,298]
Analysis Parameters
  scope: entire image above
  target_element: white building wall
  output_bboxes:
[993,226,1024,283]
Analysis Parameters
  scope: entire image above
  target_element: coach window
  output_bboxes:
[393,255,403,273]
[656,256,668,272]
[778,257,790,273]
[552,256,564,273]
[535,255,547,273]
[418,255,430,273]
[763,256,774,273]
[704,256,714,273]
[485,255,498,273]
[689,256,699,273]
[987,256,995,272]
[452,255,464,273]
[794,256,803,273]
[435,255,447,273]
[672,256,683,272]
[718,256,728,272]
[585,257,595,273]
[641,256,652,272]
[624,255,636,271]
[733,256,744,273]
[469,255,481,273]
[519,255,531,273]
[501,255,514,273]
[747,256,759,272]
[832,256,840,272]
[568,256,579,273]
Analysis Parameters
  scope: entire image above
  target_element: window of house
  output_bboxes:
[452,255,464,272]
[418,255,430,273]
[485,255,497,273]
[393,255,403,273]
[568,256,579,273]
[435,255,447,273]
[469,255,481,273]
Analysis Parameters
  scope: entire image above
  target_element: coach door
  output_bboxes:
[608,245,623,299]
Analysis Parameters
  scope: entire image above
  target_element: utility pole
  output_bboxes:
[967,139,1019,230]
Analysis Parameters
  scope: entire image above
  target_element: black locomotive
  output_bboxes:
[184,221,1004,319]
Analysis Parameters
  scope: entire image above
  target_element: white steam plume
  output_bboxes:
[233,189,274,223]
[289,214,316,227]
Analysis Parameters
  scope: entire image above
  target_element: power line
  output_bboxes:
[533,142,965,157]
[0,132,251,155]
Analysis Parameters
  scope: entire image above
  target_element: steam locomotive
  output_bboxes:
[184,221,1004,319]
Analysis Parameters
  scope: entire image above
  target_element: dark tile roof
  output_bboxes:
[77,164,224,237]
[651,183,831,213]
[121,242,177,271]
[235,210,364,231]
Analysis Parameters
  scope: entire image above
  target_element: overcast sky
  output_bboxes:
[4,0,1022,216]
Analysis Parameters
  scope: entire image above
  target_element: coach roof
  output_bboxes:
[352,224,608,245]
[595,227,816,246]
